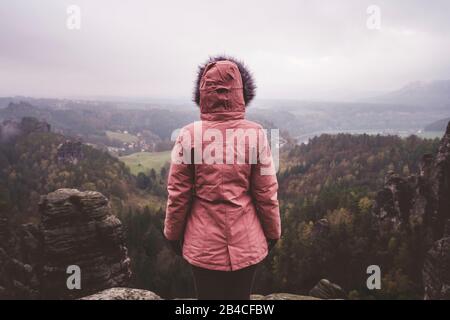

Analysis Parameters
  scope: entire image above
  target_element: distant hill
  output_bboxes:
[1,95,448,144]
[424,117,450,132]
[366,80,450,107]
[0,100,198,141]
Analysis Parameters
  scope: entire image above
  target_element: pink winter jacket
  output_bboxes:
[164,60,281,271]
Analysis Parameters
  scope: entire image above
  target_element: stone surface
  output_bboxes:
[81,289,319,300]
[0,116,50,142]
[431,121,450,240]
[0,188,131,299]
[309,279,346,299]
[39,189,132,299]
[81,287,162,300]
[420,123,450,299]
[57,140,84,164]
[373,121,450,299]
[0,217,40,299]
[251,293,321,300]
[373,172,415,231]
[423,235,450,300]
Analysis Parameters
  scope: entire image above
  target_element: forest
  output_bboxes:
[0,115,444,299]
[119,133,441,299]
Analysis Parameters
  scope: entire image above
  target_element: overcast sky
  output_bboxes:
[1,0,450,101]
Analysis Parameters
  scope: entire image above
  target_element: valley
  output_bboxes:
[0,79,449,299]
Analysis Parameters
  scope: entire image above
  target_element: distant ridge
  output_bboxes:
[365,80,450,107]
[424,117,450,132]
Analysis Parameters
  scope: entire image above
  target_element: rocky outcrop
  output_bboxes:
[0,219,41,299]
[431,121,450,240]
[81,288,162,300]
[423,232,450,299]
[0,189,131,299]
[0,216,9,243]
[373,172,416,231]
[419,123,450,299]
[309,279,346,299]
[57,140,84,164]
[81,288,319,300]
[251,293,321,300]
[374,123,450,235]
[0,117,50,142]
[373,121,450,299]
[39,189,131,299]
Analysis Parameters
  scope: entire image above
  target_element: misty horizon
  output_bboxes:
[1,0,450,101]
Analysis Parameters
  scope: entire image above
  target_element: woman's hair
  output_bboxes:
[193,55,256,107]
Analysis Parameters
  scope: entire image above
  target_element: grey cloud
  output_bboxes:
[0,0,449,101]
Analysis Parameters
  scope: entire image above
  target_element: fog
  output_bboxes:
[1,0,450,101]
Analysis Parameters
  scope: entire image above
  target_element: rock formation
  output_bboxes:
[0,117,50,143]
[57,140,84,164]
[39,189,131,299]
[418,123,450,299]
[422,122,450,299]
[81,287,162,300]
[373,171,416,231]
[430,121,450,240]
[309,279,346,299]
[373,121,450,299]
[80,288,320,300]
[0,218,41,299]
[423,232,450,299]
[251,293,321,300]
[0,189,131,299]
[374,121,450,237]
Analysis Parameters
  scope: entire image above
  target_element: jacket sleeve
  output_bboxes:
[164,132,194,241]
[250,130,281,240]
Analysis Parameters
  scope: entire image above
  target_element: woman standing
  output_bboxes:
[164,56,281,300]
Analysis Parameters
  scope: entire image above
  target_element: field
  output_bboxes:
[106,130,139,143]
[120,151,171,175]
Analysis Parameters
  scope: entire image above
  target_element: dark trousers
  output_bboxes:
[191,263,258,300]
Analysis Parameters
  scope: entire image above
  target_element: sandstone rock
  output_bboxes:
[423,235,450,300]
[309,279,346,299]
[0,215,40,299]
[38,189,132,299]
[418,123,450,299]
[1,188,131,299]
[373,121,450,299]
[373,172,415,231]
[431,121,450,240]
[81,287,162,300]
[81,289,318,300]
[0,116,50,142]
[0,216,8,243]
[57,140,84,164]
[251,293,321,300]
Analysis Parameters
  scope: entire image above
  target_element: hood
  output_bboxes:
[194,56,256,121]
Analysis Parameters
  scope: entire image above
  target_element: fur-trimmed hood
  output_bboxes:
[193,56,256,114]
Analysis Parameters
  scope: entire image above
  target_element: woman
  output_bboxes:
[164,56,281,300]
